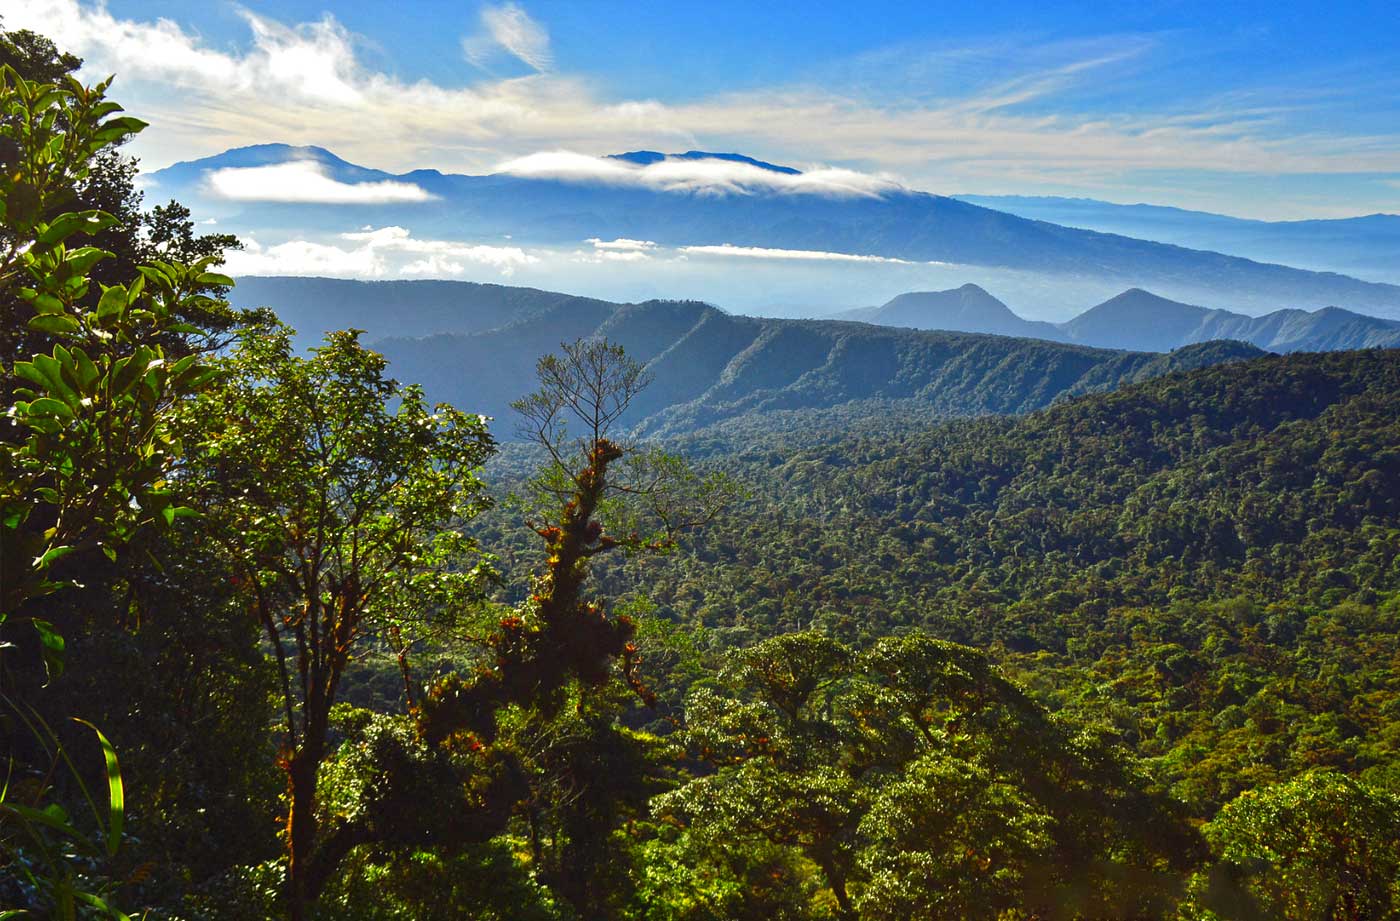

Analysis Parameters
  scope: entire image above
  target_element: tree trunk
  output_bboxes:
[286,746,321,921]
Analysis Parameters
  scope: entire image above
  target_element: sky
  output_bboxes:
[5,0,1400,220]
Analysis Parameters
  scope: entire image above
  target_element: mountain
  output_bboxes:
[227,275,1261,438]
[230,276,617,341]
[954,194,1400,285]
[835,284,1063,339]
[815,282,1400,353]
[1059,289,1400,352]
[152,144,1400,318]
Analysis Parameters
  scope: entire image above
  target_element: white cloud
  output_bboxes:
[224,237,389,277]
[572,248,653,264]
[498,152,900,197]
[464,3,553,72]
[587,237,659,251]
[224,227,538,277]
[204,161,436,203]
[679,244,913,264]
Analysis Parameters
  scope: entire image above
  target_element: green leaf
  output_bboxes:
[36,545,75,568]
[30,293,65,315]
[96,284,126,324]
[195,271,235,288]
[36,210,119,247]
[31,618,65,682]
[93,114,147,140]
[73,891,133,921]
[27,314,80,335]
[23,397,75,420]
[61,245,110,278]
[0,801,93,852]
[73,719,124,858]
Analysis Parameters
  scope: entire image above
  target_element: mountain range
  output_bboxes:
[229,276,1264,438]
[838,284,1400,353]
[154,144,1400,319]
[955,194,1400,285]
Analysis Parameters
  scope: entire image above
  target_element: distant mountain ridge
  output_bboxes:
[954,194,1400,285]
[229,275,1263,439]
[837,284,1400,353]
[152,144,1400,318]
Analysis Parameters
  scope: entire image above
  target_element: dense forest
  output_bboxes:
[4,29,1400,921]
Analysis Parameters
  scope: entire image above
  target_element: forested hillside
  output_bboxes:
[231,276,1266,437]
[373,301,1264,434]
[529,348,1400,814]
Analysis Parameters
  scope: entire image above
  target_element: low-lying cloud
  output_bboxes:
[497,152,902,197]
[224,226,537,277]
[204,161,437,204]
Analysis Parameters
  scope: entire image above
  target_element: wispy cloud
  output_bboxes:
[463,2,553,72]
[224,226,538,277]
[205,161,436,203]
[679,244,913,264]
[497,152,899,197]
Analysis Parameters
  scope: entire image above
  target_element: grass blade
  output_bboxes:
[73,718,124,857]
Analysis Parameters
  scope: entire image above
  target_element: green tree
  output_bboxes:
[414,339,735,919]
[656,632,1201,920]
[0,56,246,920]
[179,325,497,920]
[1196,772,1400,920]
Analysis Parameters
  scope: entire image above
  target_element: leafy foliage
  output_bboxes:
[655,632,1200,920]
[1192,772,1400,920]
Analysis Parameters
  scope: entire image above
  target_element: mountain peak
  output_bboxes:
[847,284,1058,339]
[148,143,370,187]
[607,150,801,175]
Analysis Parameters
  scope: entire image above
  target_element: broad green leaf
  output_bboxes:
[96,284,126,324]
[24,397,74,420]
[196,271,235,288]
[27,314,80,335]
[30,293,65,315]
[36,210,119,247]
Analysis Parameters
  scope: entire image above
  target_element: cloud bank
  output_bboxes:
[224,226,537,277]
[205,161,436,204]
[497,152,900,197]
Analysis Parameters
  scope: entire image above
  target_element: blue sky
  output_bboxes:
[11,0,1400,218]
